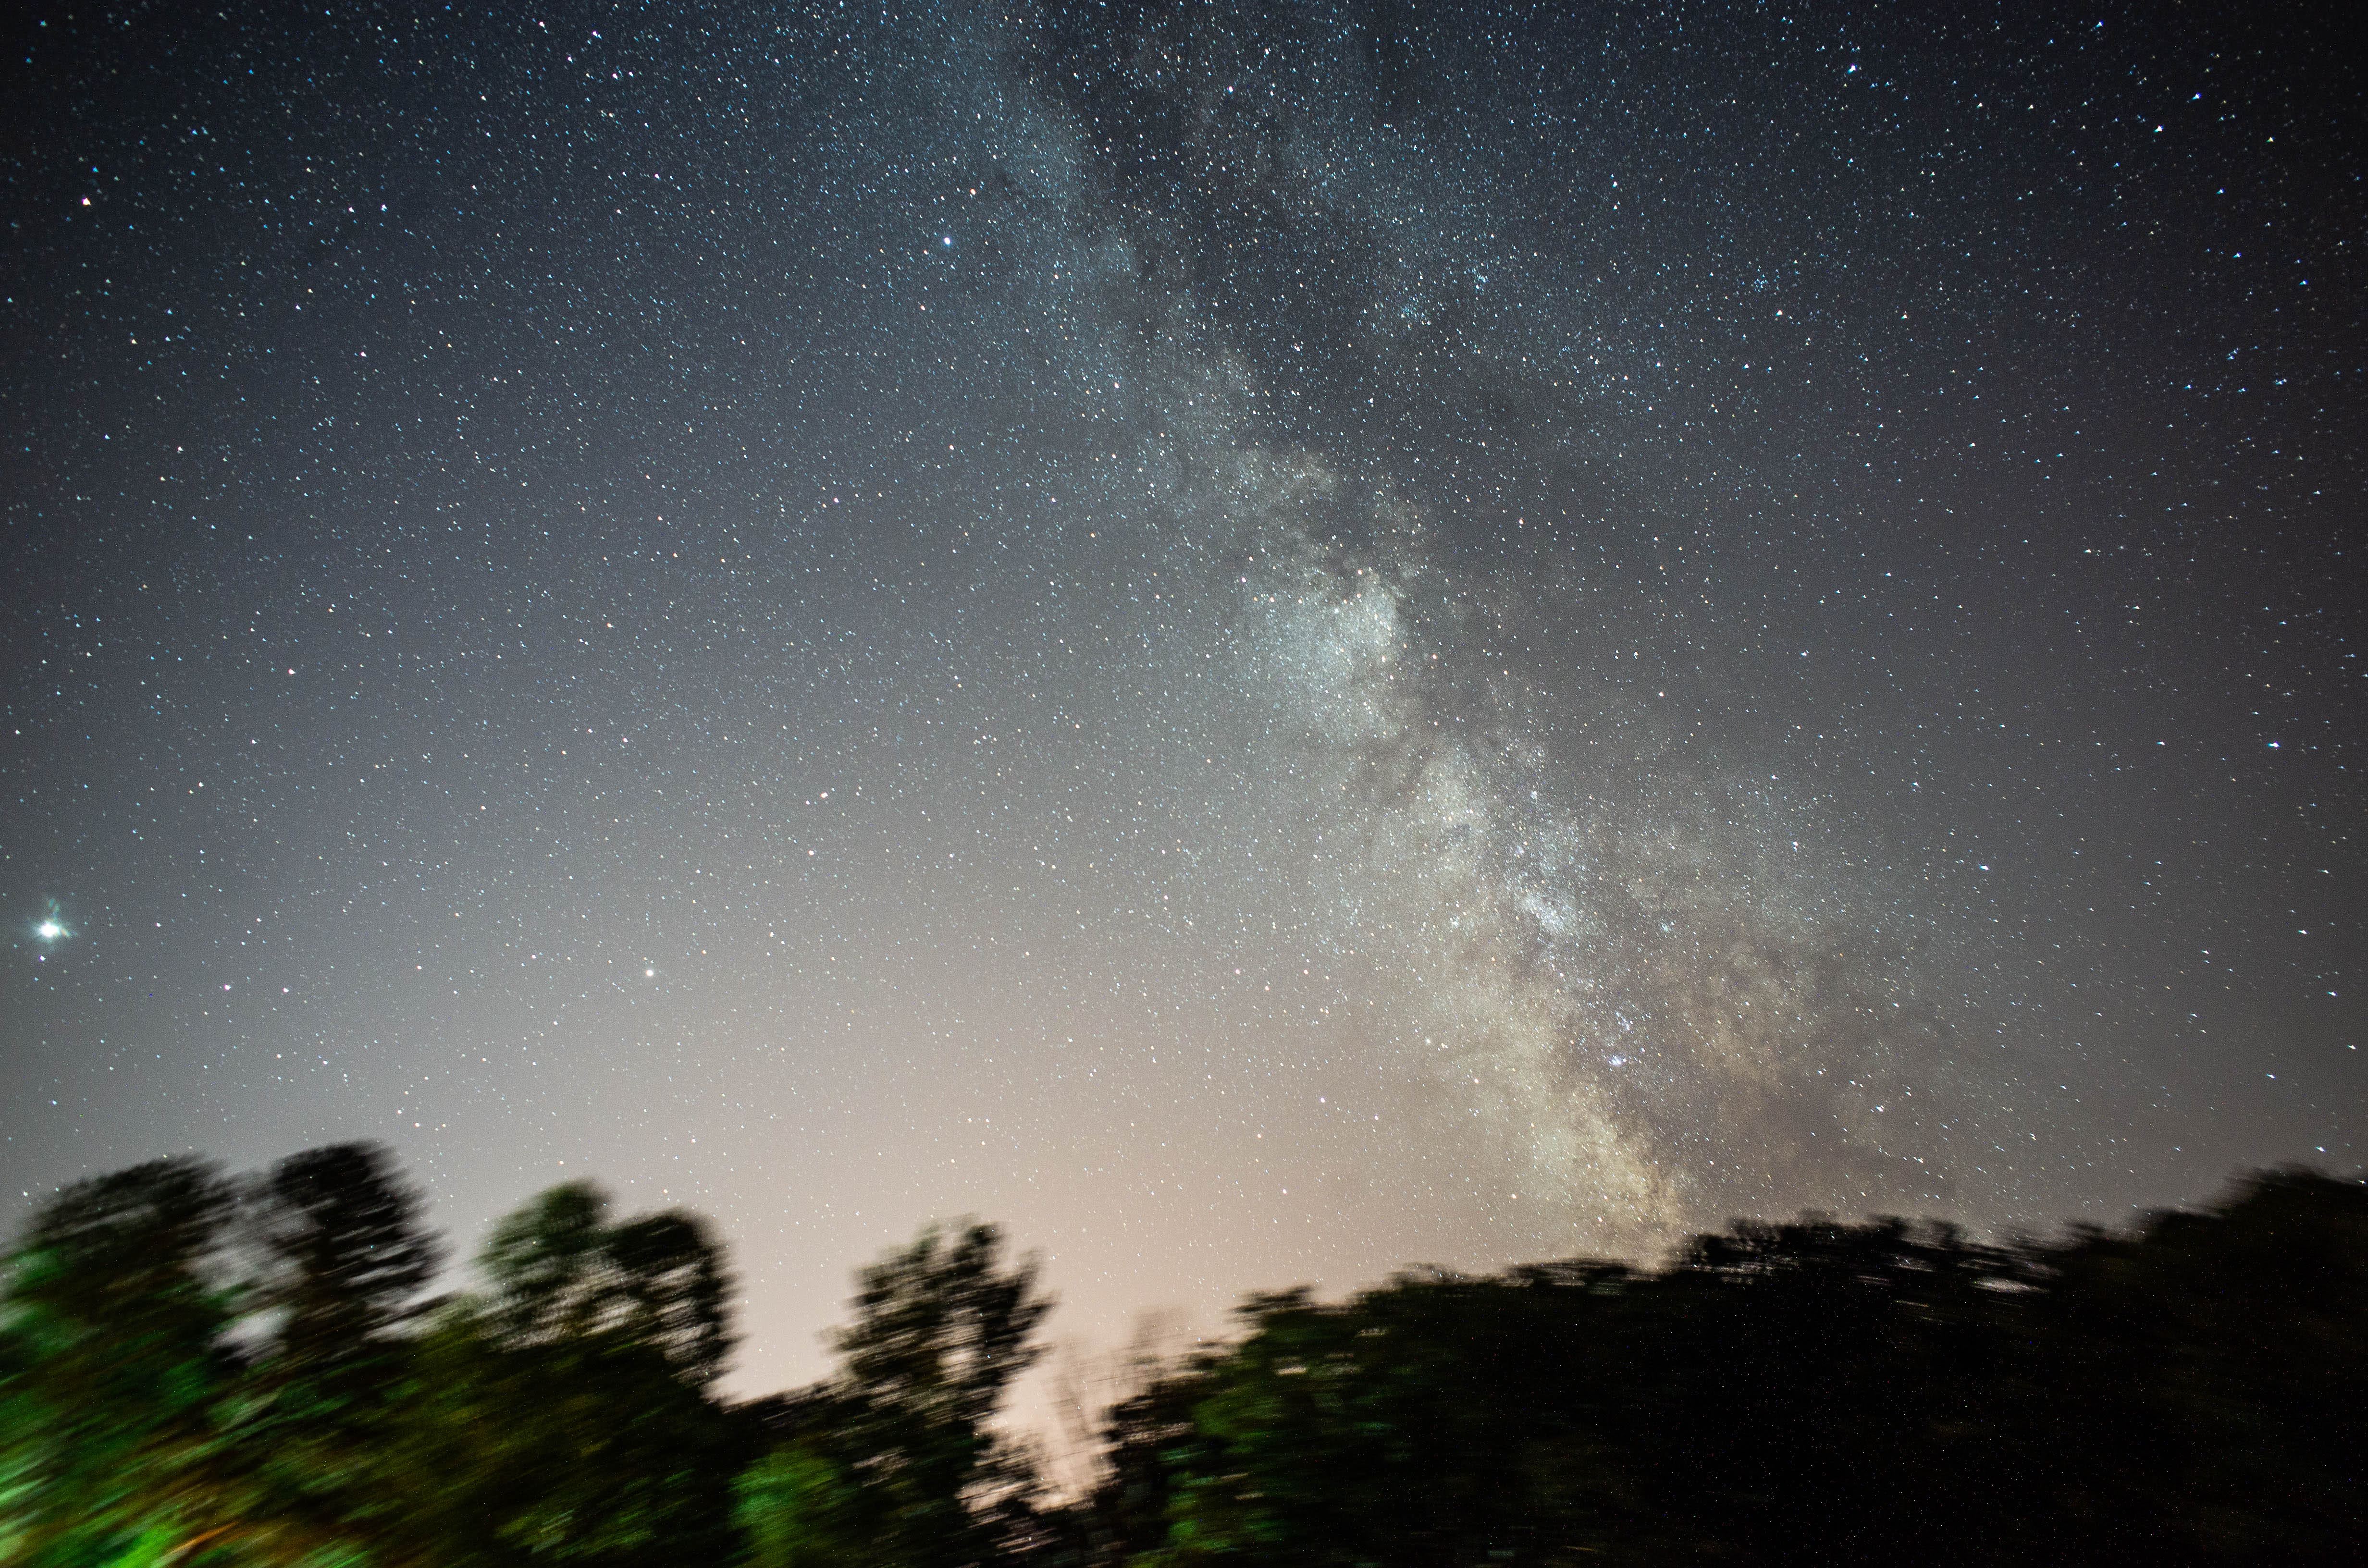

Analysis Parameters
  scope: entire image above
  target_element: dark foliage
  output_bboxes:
[1120,1168,2368,1568]
[238,1143,445,1553]
[743,1221,1058,1568]
[5,1151,2362,1566]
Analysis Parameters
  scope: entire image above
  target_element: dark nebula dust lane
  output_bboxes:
[5,0,2361,1387]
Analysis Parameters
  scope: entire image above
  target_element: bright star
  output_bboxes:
[35,921,63,941]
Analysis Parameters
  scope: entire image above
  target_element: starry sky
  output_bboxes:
[5,0,2362,1391]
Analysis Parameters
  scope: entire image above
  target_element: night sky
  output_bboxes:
[6,0,2361,1391]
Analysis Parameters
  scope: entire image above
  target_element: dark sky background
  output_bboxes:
[5,0,2361,1393]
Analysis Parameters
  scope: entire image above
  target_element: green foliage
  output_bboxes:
[793,1220,1057,1568]
[235,1143,444,1555]
[6,1146,2359,1568]
[381,1303,739,1566]
[1086,1368,1205,1565]
[0,1156,248,1565]
[733,1442,866,1568]
[383,1181,745,1567]
[475,1183,736,1388]
[0,1152,760,1568]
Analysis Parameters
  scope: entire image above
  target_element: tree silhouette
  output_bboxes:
[743,1220,1054,1568]
[5,1146,2361,1567]
[389,1180,745,1567]
[233,1142,444,1553]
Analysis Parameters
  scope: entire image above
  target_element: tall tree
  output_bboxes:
[251,1142,442,1374]
[604,1209,735,1388]
[476,1182,613,1349]
[771,1221,1054,1568]
[389,1181,744,1567]
[0,1158,244,1566]
[236,1142,443,1555]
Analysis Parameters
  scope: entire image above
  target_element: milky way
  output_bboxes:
[5,1,2360,1388]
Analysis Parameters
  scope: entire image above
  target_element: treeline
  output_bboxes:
[3,1150,2363,1566]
